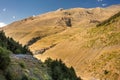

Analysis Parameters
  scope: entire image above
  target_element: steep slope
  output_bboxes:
[0,31,79,80]
[35,11,120,80]
[3,5,120,46]
[0,31,31,54]
[2,5,120,80]
[0,31,51,80]
[84,11,120,79]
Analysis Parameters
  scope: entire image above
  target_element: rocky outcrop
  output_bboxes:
[56,17,72,27]
[56,8,64,11]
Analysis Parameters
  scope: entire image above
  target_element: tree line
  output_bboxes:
[0,31,31,54]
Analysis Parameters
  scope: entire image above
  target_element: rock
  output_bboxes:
[56,17,72,27]
[57,8,64,11]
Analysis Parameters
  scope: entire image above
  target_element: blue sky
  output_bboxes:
[0,0,120,27]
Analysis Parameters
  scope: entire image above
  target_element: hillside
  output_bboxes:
[0,31,50,80]
[84,11,120,79]
[34,10,120,79]
[3,5,120,46]
[0,31,31,54]
[2,5,120,80]
[0,31,80,80]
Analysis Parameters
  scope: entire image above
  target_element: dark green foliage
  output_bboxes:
[19,62,26,68]
[0,31,32,54]
[5,69,28,80]
[5,70,13,80]
[26,37,41,46]
[104,70,109,75]
[97,11,120,27]
[0,47,11,70]
[45,58,81,80]
[21,74,29,80]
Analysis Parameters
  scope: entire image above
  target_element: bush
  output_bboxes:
[19,62,26,68]
[104,70,109,75]
[5,70,13,80]
[30,77,38,80]
[45,58,81,80]
[0,31,32,54]
[26,37,41,46]
[22,74,29,80]
[0,47,11,70]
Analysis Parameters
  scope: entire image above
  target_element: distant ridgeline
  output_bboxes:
[0,31,31,54]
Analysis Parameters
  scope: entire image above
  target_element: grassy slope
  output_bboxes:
[0,47,11,80]
[0,32,79,80]
[7,54,52,80]
[35,11,120,80]
[0,31,52,80]
[29,6,120,53]
[2,5,120,80]
[3,6,119,46]
[83,12,120,79]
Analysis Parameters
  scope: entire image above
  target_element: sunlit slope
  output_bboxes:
[83,11,120,79]
[35,11,120,79]
[2,5,120,79]
[29,6,120,53]
[29,26,86,53]
[3,5,120,46]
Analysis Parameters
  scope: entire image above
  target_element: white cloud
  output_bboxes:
[97,0,103,2]
[3,8,6,12]
[32,15,36,17]
[102,3,107,6]
[0,22,7,27]
[12,16,16,19]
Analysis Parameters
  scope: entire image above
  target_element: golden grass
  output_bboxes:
[3,6,120,79]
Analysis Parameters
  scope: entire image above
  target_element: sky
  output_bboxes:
[0,0,120,27]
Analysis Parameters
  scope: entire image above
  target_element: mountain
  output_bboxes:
[3,5,120,46]
[2,5,120,80]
